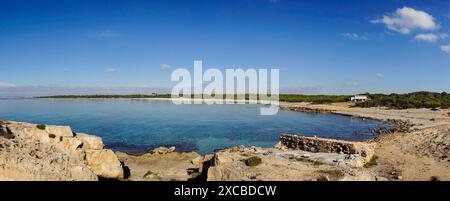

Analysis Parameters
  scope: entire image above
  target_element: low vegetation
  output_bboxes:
[37,94,351,104]
[37,91,450,109]
[356,91,450,109]
[38,94,172,99]
[244,156,262,167]
[279,94,350,104]
[364,155,379,168]
[36,124,46,130]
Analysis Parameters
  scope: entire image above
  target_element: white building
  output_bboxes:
[351,95,368,102]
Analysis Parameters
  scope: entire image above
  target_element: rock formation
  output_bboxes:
[206,145,382,181]
[0,120,123,180]
[115,147,206,181]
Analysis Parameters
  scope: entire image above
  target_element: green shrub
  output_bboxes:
[356,91,450,109]
[424,100,440,109]
[279,94,350,103]
[244,156,262,167]
[36,124,46,130]
[363,155,379,168]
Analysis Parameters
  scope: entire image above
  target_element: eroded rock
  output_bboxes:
[75,133,104,150]
[45,125,74,137]
[150,146,176,154]
[85,149,124,179]
[0,121,123,181]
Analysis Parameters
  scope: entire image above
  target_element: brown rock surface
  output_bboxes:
[85,149,124,179]
[116,149,204,181]
[75,133,104,150]
[0,120,124,180]
[206,146,379,181]
[0,121,97,181]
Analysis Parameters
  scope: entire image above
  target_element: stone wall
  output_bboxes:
[279,134,376,162]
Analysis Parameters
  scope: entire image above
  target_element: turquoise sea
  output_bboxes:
[0,99,386,154]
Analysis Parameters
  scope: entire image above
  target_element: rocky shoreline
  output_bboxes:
[279,102,450,180]
[1,119,383,181]
[0,120,122,180]
[1,102,449,181]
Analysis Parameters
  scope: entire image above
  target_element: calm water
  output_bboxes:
[0,99,385,154]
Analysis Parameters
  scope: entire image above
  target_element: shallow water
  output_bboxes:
[0,99,386,154]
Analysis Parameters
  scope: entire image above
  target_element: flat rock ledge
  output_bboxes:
[0,120,123,181]
[206,135,379,181]
[207,145,384,181]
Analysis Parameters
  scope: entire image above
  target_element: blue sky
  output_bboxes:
[1,0,450,95]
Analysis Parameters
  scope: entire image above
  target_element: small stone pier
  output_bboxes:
[279,134,376,162]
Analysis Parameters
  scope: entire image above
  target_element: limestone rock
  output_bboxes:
[75,133,104,150]
[0,121,98,181]
[191,156,204,166]
[273,141,287,150]
[151,146,176,154]
[207,166,245,181]
[85,149,124,179]
[116,151,203,181]
[191,154,214,166]
[45,125,74,137]
[339,172,377,181]
[57,137,83,153]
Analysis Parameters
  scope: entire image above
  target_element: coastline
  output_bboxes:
[279,102,450,129]
[1,100,450,181]
[34,97,450,128]
[277,102,450,180]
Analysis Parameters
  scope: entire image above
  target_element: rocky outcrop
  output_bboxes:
[150,146,176,154]
[45,125,74,137]
[85,149,123,179]
[374,119,416,135]
[206,145,381,181]
[75,133,104,150]
[116,148,204,181]
[0,120,123,180]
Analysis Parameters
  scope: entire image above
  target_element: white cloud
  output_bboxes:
[414,33,438,42]
[104,67,116,73]
[441,44,450,53]
[342,33,368,40]
[414,33,448,42]
[372,7,439,34]
[0,81,16,88]
[161,64,171,69]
